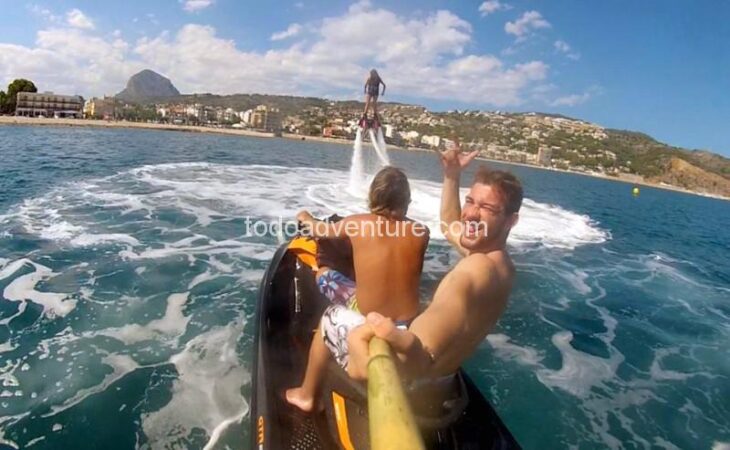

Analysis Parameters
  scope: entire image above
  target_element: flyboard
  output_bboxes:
[358,113,390,166]
[349,113,390,194]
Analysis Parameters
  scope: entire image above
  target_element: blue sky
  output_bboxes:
[2,0,729,156]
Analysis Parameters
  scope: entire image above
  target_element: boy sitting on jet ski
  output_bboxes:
[286,166,429,412]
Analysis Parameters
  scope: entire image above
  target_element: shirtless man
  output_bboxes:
[286,166,429,411]
[346,147,523,380]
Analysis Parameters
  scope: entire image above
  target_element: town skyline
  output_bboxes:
[2,1,729,156]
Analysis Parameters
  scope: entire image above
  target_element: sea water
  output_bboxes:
[0,126,728,449]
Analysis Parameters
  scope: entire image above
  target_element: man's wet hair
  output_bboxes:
[473,165,523,214]
[368,166,411,217]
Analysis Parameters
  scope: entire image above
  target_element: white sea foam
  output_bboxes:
[188,270,216,289]
[119,238,274,262]
[69,233,140,247]
[0,259,76,318]
[0,163,609,253]
[485,334,543,366]
[207,257,234,273]
[510,199,609,249]
[99,293,190,345]
[45,353,140,417]
[0,419,20,449]
[0,341,17,354]
[26,436,46,447]
[140,321,249,449]
[536,331,624,398]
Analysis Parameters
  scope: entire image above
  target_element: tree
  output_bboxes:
[3,79,38,114]
[0,91,6,113]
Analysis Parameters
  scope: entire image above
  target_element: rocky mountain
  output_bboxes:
[116,70,180,102]
[649,157,730,197]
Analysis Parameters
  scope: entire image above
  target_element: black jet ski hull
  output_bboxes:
[250,244,521,449]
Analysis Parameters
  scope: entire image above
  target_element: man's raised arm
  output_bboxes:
[439,146,478,254]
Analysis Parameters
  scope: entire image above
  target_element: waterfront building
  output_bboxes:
[251,105,281,131]
[84,97,116,119]
[16,92,84,118]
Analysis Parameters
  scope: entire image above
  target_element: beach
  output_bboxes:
[0,115,276,138]
[2,116,726,201]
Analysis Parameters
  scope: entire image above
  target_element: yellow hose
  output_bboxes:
[367,337,426,450]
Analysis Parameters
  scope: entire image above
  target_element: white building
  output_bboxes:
[16,92,84,118]
[242,109,253,125]
[184,104,203,118]
[421,135,441,148]
[384,124,396,138]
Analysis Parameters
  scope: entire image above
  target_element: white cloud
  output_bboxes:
[182,0,214,12]
[550,93,590,106]
[271,24,302,41]
[554,40,580,60]
[554,40,570,53]
[549,86,601,107]
[294,2,305,9]
[28,4,61,23]
[66,9,95,30]
[505,11,550,40]
[1,2,552,106]
[0,27,137,96]
[479,1,510,17]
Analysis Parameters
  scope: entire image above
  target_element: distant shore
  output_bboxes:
[282,132,729,201]
[0,116,276,139]
[2,116,727,201]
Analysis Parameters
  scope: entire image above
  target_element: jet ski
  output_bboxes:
[250,240,521,449]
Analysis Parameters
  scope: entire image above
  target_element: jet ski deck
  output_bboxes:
[250,244,521,449]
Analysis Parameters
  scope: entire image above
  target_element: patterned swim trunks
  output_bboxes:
[321,304,413,370]
[321,304,366,369]
[317,269,357,309]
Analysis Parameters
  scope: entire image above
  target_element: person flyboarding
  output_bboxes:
[359,69,386,129]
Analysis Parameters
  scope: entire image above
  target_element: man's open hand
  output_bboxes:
[440,143,479,178]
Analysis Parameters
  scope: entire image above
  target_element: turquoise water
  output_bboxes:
[0,126,728,449]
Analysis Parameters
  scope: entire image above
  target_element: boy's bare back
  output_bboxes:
[344,213,428,321]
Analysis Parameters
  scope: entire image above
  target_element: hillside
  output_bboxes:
[120,80,729,196]
[649,157,730,197]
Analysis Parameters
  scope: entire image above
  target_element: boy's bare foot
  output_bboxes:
[285,387,314,412]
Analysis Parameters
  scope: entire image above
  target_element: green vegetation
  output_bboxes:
[116,104,159,122]
[0,79,37,114]
[129,92,729,184]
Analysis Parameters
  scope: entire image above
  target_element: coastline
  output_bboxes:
[0,116,276,139]
[2,116,727,202]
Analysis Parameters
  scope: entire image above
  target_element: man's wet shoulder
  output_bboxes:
[458,251,510,279]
